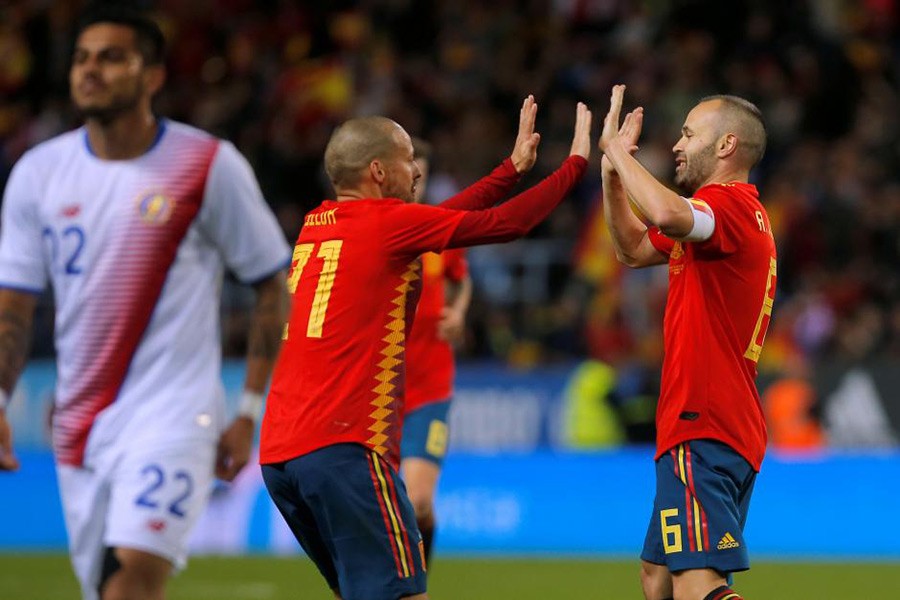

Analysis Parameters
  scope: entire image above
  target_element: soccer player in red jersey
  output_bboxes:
[598,85,775,600]
[261,98,592,600]
[400,138,473,567]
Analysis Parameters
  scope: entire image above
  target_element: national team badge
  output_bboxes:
[136,192,174,224]
[671,241,684,260]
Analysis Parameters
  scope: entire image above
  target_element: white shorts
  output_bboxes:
[57,438,216,600]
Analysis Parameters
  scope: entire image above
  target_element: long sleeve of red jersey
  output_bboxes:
[446,156,587,248]
[438,159,521,211]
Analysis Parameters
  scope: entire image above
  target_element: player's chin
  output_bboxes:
[73,100,114,119]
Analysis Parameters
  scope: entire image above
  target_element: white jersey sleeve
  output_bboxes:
[196,141,290,283]
[0,157,48,292]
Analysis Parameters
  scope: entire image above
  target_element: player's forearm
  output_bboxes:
[604,141,693,236]
[244,272,288,394]
[601,169,651,265]
[447,156,587,247]
[446,276,473,316]
[0,289,37,399]
[438,159,521,211]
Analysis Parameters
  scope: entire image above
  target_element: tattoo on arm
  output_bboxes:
[0,299,35,394]
[243,273,288,394]
[247,287,284,361]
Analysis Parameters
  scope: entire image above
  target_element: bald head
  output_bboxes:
[324,116,408,188]
[699,95,767,168]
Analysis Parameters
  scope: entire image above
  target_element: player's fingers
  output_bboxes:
[220,460,243,482]
[580,103,593,138]
[620,111,632,135]
[526,98,537,135]
[213,443,229,477]
[520,95,535,134]
[519,96,528,132]
[632,107,644,136]
[605,84,625,133]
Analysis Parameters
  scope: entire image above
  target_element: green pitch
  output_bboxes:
[0,554,893,599]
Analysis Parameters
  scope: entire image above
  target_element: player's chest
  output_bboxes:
[37,162,205,273]
[667,241,694,277]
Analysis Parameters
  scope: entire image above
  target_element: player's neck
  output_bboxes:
[700,164,750,188]
[84,111,160,160]
[335,181,383,201]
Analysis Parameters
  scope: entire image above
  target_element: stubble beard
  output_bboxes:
[674,143,717,194]
[72,84,144,125]
[386,182,414,203]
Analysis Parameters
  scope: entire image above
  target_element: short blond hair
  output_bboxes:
[324,116,404,187]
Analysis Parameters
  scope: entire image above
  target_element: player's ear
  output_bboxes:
[144,64,166,97]
[369,160,386,183]
[717,133,738,159]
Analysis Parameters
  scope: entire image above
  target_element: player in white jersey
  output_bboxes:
[0,6,290,599]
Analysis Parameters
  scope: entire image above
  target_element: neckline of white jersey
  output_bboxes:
[82,118,168,160]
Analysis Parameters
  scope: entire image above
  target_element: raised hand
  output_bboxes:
[598,84,626,154]
[569,102,592,160]
[600,85,643,173]
[510,95,541,174]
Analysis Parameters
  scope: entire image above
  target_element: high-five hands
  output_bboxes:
[599,84,643,173]
[510,95,541,174]
[569,102,593,160]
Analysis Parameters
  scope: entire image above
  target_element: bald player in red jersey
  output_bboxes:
[598,85,775,600]
[400,138,473,567]
[261,97,592,600]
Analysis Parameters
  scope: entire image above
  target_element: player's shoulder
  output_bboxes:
[693,182,761,211]
[160,119,224,148]
[16,127,85,170]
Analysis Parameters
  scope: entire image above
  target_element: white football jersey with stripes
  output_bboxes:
[0,120,291,466]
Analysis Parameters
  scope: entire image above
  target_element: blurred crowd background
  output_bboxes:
[2,0,898,446]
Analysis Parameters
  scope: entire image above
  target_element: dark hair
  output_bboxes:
[76,3,166,65]
[699,94,767,166]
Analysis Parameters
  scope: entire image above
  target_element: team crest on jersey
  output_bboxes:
[136,192,174,224]
[671,241,684,260]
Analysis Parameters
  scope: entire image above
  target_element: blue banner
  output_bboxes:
[3,361,898,558]
[2,448,898,559]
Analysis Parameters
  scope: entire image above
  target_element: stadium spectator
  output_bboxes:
[258,99,591,599]
[598,86,775,600]
[0,5,289,599]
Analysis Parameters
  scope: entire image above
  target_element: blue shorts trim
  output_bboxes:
[641,439,757,576]
[262,443,426,600]
[401,400,451,466]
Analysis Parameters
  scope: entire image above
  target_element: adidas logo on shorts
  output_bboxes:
[717,532,740,550]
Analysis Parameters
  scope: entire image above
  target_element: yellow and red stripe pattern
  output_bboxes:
[367,260,420,456]
[671,443,710,553]
[366,451,417,579]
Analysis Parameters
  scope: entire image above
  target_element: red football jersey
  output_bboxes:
[405,249,468,413]
[259,155,586,469]
[259,201,466,468]
[648,182,776,471]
